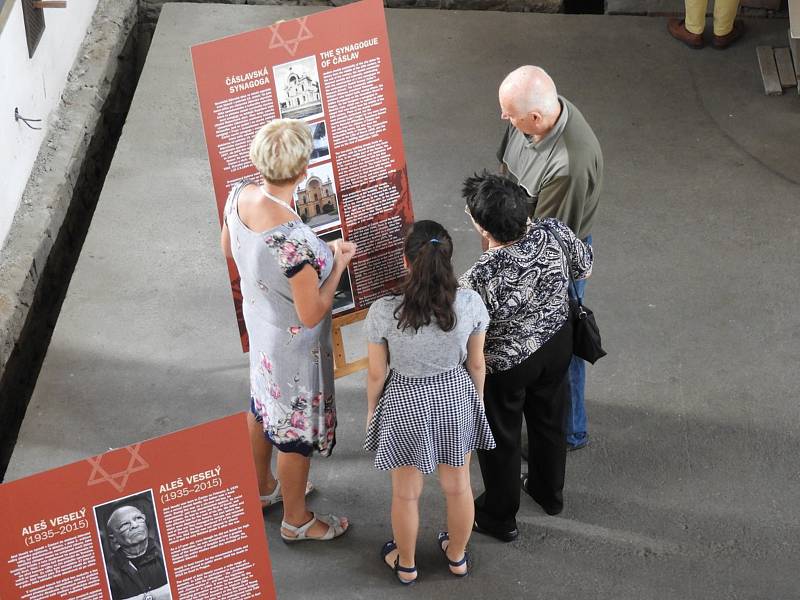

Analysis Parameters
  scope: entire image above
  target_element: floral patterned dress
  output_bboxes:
[225,179,337,457]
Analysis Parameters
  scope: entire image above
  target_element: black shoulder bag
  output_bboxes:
[541,223,607,364]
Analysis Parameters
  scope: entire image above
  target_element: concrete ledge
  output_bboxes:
[607,0,783,16]
[138,0,564,36]
[140,0,562,20]
[0,0,138,473]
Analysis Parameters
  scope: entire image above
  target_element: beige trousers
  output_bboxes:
[685,0,740,36]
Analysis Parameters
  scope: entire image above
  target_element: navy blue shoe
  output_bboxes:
[381,540,417,585]
[437,531,471,577]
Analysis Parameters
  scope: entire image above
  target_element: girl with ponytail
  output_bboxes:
[364,220,496,584]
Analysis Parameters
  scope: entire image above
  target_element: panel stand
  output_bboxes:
[332,308,369,379]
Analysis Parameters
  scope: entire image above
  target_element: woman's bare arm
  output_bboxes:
[289,241,356,328]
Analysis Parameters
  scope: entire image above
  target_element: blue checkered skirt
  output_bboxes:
[364,366,496,473]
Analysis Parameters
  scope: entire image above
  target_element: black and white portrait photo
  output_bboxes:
[94,491,172,600]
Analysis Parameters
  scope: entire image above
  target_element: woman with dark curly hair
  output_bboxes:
[460,172,593,542]
[364,220,495,584]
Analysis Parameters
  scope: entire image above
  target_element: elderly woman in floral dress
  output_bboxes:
[221,119,355,542]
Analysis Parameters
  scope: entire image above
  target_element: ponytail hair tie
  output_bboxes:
[429,238,441,245]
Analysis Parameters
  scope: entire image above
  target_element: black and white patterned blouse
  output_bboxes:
[459,218,593,373]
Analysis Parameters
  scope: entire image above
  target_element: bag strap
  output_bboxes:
[540,221,584,311]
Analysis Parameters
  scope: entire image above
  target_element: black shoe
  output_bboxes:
[472,521,519,543]
[520,474,563,516]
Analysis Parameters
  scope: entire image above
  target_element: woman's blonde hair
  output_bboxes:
[249,119,312,185]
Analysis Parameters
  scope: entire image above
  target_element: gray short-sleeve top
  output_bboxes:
[365,289,490,378]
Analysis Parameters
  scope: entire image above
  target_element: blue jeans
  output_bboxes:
[566,235,591,447]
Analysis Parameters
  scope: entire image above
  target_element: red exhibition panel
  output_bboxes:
[0,414,275,600]
[191,0,414,351]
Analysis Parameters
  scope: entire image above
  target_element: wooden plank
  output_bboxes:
[331,322,347,372]
[334,357,369,379]
[774,48,797,88]
[32,1,67,7]
[333,308,368,327]
[756,46,783,96]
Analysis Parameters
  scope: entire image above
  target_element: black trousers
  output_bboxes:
[475,321,573,532]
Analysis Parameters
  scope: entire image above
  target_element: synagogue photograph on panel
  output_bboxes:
[294,161,341,231]
[273,56,324,121]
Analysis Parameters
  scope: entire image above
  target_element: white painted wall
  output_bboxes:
[0,0,100,247]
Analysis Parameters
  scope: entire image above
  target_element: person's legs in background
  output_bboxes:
[668,0,707,48]
[685,0,710,34]
[711,0,744,48]
[671,0,743,48]
[712,0,738,34]
[566,234,591,450]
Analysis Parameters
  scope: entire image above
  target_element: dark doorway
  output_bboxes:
[564,0,605,14]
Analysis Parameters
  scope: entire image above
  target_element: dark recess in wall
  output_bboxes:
[564,0,604,13]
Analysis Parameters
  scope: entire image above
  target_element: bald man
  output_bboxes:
[105,506,171,600]
[497,65,603,454]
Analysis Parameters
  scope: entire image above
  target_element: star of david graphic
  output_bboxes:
[268,16,314,57]
[86,443,150,493]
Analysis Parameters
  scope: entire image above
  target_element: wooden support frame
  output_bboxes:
[332,308,369,378]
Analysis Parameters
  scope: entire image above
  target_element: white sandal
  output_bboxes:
[260,479,314,509]
[280,512,349,543]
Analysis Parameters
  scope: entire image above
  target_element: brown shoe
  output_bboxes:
[667,19,704,49]
[712,20,745,50]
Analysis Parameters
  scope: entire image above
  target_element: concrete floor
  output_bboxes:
[7,4,800,598]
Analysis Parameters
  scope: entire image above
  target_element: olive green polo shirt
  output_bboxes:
[497,96,603,240]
